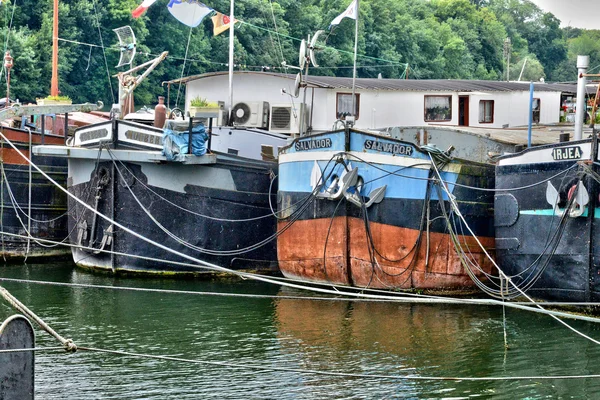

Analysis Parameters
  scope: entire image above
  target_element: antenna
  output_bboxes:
[308,30,324,68]
[113,26,137,68]
[298,39,307,70]
[293,73,301,97]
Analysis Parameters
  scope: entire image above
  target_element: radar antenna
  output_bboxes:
[113,26,137,68]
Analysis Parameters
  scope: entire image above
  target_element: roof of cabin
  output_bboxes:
[167,71,579,94]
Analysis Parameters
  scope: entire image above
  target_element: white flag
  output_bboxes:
[329,0,358,27]
[167,0,213,28]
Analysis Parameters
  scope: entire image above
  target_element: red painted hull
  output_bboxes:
[278,217,495,290]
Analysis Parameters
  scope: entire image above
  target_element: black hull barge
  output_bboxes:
[495,55,600,303]
[0,102,103,261]
[34,118,282,276]
[495,139,599,302]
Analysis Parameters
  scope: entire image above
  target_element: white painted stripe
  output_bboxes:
[499,142,592,166]
[279,150,463,173]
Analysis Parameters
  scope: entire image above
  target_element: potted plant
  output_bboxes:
[189,96,220,117]
[36,95,72,106]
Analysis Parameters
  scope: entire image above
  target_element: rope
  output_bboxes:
[0,347,64,354]
[451,163,579,193]
[0,132,4,260]
[70,346,600,381]
[0,164,72,248]
[5,274,600,308]
[55,35,405,71]
[104,146,337,257]
[111,155,297,222]
[25,127,31,260]
[3,229,600,326]
[3,339,600,382]
[0,286,77,352]
[428,154,600,346]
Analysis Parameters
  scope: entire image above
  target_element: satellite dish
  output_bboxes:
[299,39,307,70]
[113,26,137,68]
[293,73,301,97]
[309,30,324,68]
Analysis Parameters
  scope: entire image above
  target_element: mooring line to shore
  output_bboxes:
[3,338,600,382]
[0,347,65,354]
[0,286,77,352]
[3,272,600,324]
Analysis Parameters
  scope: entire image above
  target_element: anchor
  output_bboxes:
[314,165,359,201]
[311,161,387,206]
[545,180,589,218]
[76,220,88,247]
[344,185,387,208]
[92,225,114,255]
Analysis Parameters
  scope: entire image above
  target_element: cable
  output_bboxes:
[90,0,115,105]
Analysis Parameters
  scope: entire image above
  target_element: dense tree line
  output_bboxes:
[0,0,595,107]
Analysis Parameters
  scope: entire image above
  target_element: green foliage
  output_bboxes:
[43,94,71,101]
[189,96,216,107]
[0,0,591,109]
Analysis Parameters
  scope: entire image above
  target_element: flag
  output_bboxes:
[167,0,213,28]
[211,12,236,36]
[329,0,358,28]
[132,0,158,18]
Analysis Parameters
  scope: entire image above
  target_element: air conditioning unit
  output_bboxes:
[270,103,308,134]
[231,101,269,128]
[217,101,227,126]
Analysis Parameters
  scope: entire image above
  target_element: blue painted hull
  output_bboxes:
[277,129,495,289]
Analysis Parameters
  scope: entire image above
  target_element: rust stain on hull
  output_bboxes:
[0,148,30,165]
[278,218,350,285]
[278,217,495,290]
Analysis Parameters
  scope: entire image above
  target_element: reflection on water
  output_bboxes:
[1,263,600,399]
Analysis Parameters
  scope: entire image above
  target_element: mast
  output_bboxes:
[227,0,234,125]
[51,0,59,96]
[351,0,359,122]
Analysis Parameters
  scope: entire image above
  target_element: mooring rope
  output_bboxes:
[3,333,600,382]
[25,127,31,259]
[103,146,339,257]
[428,154,600,346]
[0,347,64,354]
[0,286,77,352]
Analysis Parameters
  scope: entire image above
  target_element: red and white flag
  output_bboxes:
[132,0,158,18]
[211,12,236,36]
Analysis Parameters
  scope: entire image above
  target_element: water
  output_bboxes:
[1,262,600,399]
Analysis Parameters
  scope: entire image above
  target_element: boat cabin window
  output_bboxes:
[424,96,452,122]
[336,93,360,120]
[532,98,541,123]
[478,100,494,123]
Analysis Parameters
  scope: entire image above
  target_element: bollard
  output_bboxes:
[0,315,35,399]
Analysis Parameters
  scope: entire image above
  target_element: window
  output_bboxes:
[336,93,360,120]
[532,98,541,123]
[424,96,452,122]
[479,100,494,123]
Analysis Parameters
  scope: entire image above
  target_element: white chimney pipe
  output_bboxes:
[574,55,589,140]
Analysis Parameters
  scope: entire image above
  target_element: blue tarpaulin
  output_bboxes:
[162,122,208,161]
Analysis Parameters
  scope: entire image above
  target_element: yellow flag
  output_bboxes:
[211,12,236,36]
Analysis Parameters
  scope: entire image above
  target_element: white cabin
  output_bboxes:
[170,72,577,135]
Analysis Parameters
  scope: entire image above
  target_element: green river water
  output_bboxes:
[1,262,600,399]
